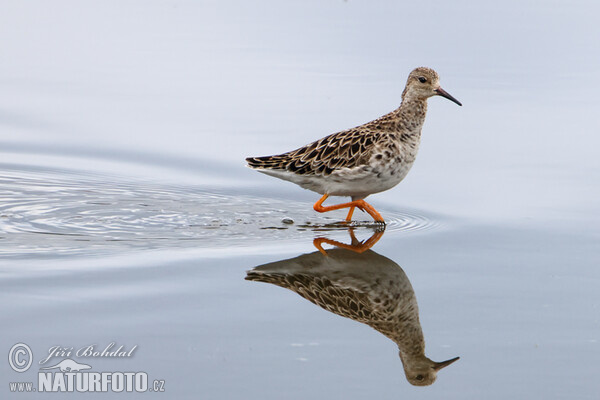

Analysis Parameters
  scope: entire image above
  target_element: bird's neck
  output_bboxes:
[390,323,426,361]
[370,314,426,360]
[395,96,428,133]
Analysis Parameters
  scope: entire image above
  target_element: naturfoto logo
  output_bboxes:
[7,342,165,394]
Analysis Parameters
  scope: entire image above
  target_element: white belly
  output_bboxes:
[257,159,414,199]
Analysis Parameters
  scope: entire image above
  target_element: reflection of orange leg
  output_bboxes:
[313,229,385,255]
[313,194,384,223]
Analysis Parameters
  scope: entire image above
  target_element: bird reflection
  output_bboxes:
[246,235,459,386]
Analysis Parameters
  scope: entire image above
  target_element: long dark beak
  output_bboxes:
[432,356,460,371]
[435,87,462,106]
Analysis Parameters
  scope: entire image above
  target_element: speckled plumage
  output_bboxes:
[246,247,459,386]
[246,67,461,222]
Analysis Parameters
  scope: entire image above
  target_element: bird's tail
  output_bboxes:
[245,155,291,170]
[245,270,287,286]
[246,271,319,297]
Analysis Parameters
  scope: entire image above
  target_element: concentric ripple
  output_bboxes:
[0,168,441,258]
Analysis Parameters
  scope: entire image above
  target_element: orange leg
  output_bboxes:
[345,206,355,222]
[313,194,384,223]
[313,228,385,255]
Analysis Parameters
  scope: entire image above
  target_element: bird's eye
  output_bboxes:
[418,77,427,83]
[415,375,424,381]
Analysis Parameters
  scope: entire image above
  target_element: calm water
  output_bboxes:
[1,1,599,398]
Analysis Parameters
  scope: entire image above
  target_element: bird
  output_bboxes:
[246,246,460,386]
[246,67,461,223]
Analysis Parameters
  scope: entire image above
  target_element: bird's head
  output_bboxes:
[400,352,460,386]
[402,67,462,106]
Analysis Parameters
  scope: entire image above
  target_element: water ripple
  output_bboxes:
[0,168,441,258]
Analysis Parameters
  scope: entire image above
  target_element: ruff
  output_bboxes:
[246,67,461,223]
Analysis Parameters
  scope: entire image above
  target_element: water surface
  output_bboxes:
[1,1,599,399]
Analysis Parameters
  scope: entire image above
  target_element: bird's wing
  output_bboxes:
[246,127,383,176]
[246,271,378,323]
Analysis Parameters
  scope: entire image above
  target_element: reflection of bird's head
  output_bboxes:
[400,352,460,386]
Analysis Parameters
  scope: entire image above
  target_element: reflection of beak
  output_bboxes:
[435,87,462,106]
[433,356,460,371]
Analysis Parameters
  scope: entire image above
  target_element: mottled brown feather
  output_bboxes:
[245,110,405,176]
[246,66,460,193]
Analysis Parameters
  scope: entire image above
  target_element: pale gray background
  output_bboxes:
[1,1,599,399]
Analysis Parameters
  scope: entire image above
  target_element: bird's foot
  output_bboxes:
[314,195,385,223]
